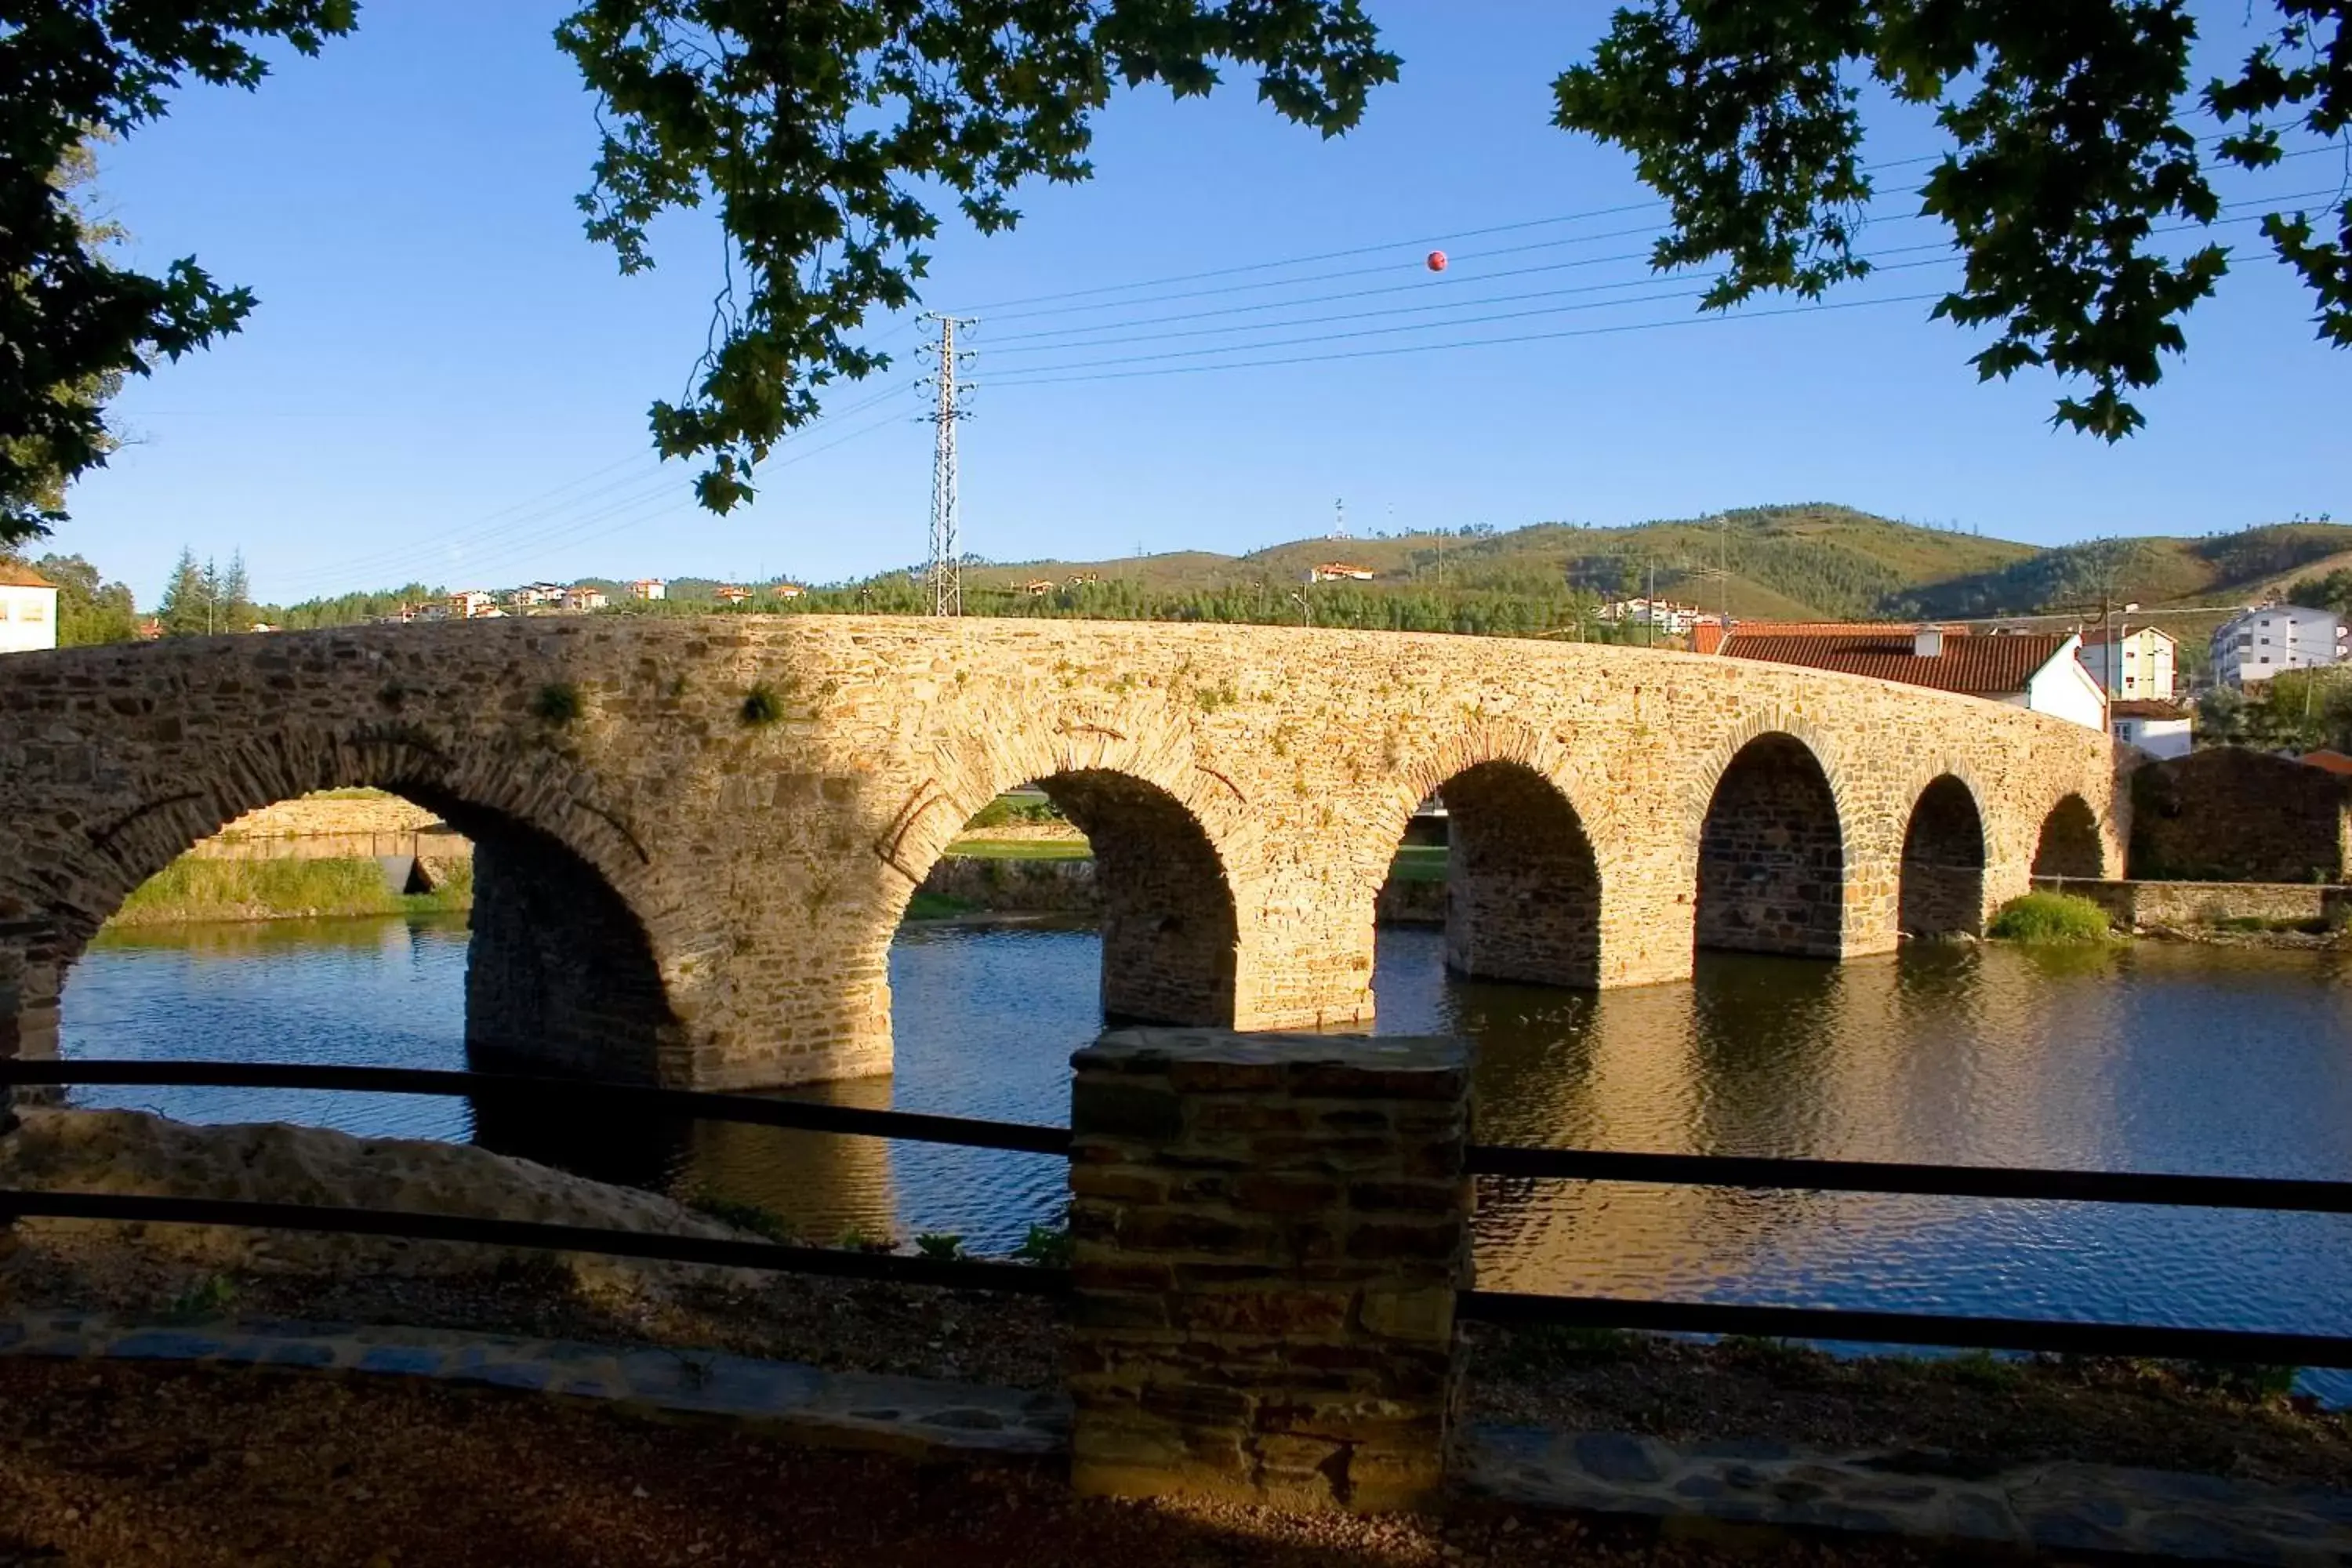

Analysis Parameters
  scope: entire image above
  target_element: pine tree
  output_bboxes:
[157,548,209,637]
[222,551,253,630]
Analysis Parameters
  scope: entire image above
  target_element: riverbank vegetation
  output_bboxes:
[1987,891,2116,943]
[108,858,471,928]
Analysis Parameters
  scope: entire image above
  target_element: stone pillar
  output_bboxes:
[1067,1027,1472,1512]
[463,829,682,1083]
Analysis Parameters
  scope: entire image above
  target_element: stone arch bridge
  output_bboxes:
[0,618,2124,1090]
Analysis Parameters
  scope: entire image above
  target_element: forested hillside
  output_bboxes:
[167,504,2352,648]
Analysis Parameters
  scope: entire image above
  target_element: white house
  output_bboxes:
[629,578,667,601]
[563,585,608,613]
[2111,699,2194,759]
[0,562,59,653]
[2078,624,2176,699]
[1719,623,2109,731]
[2212,603,2347,686]
[450,589,498,619]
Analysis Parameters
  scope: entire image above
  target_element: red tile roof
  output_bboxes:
[2300,750,2352,776]
[2111,699,2190,720]
[0,561,55,589]
[1719,629,2074,697]
[1724,620,1970,637]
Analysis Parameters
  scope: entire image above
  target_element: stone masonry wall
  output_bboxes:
[1067,1028,1471,1512]
[1900,775,1988,937]
[2034,877,2350,929]
[463,826,685,1082]
[1442,761,1601,986]
[2128,748,2350,884]
[1696,735,1847,957]
[0,616,2123,1093]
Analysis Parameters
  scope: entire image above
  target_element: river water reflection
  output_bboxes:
[57,915,2352,1368]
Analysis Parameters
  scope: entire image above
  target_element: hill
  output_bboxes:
[953,504,2040,625]
[260,505,2352,652]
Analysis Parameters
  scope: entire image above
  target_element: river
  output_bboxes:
[53,914,2352,1374]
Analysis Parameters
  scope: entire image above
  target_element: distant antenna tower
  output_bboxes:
[1331,497,1348,539]
[921,313,978,615]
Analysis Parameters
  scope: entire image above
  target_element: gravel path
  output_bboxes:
[0,1358,1940,1568]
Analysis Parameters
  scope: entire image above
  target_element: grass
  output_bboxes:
[1987,891,2115,943]
[2212,915,2330,934]
[945,838,1094,860]
[109,855,473,927]
[903,891,980,920]
[1388,844,1450,883]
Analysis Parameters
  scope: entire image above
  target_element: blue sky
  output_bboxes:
[56,2,2352,607]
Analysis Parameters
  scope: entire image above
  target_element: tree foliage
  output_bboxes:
[1552,1,2350,441]
[8,2,2347,541]
[1,1,357,546]
[154,543,252,634]
[554,0,1396,512]
[24,550,139,644]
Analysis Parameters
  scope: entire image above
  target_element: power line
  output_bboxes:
[984,289,1955,390]
[976,195,2336,387]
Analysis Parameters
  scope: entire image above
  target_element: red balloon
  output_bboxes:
[1426,250,1448,272]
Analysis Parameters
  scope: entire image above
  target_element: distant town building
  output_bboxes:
[1600,597,1706,635]
[0,561,59,653]
[564,585,608,613]
[1311,562,1376,583]
[1021,579,1057,596]
[629,578,667,602]
[135,617,162,641]
[2078,624,2177,699]
[770,583,806,600]
[715,585,753,604]
[247,622,280,634]
[450,589,498,619]
[2211,603,2347,687]
[2111,699,2193,759]
[1719,623,2107,730]
[514,582,568,608]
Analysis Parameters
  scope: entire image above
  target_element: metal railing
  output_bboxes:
[0,1058,1070,1297]
[8,1058,2352,1366]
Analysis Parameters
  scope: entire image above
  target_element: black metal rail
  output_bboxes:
[0,1189,1068,1296]
[1463,1143,2352,1215]
[0,1058,1071,1156]
[1457,1290,2352,1368]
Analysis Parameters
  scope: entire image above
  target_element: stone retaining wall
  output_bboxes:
[2033,876,2350,927]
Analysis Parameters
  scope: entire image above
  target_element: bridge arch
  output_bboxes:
[10,725,685,1083]
[865,700,1247,1036]
[2031,793,2107,880]
[1900,774,1989,937]
[1693,728,1850,960]
[1377,717,1613,989]
[1429,761,1602,988]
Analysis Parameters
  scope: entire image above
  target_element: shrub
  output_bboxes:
[532,681,583,726]
[740,684,786,725]
[1987,891,2114,942]
[685,1192,797,1243]
[913,1232,966,1261]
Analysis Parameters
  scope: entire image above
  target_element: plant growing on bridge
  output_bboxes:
[739,684,786,727]
[532,681,584,728]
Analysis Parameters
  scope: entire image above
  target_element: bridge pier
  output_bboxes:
[461,826,688,1084]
